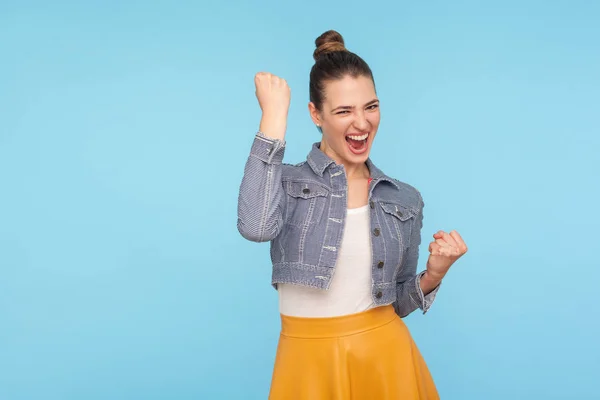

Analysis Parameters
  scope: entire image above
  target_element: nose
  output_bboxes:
[353,110,370,131]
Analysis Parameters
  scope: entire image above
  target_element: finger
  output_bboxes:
[435,238,452,249]
[428,241,437,253]
[438,244,458,257]
[441,231,459,248]
[450,230,468,252]
[434,239,461,257]
[447,246,461,256]
[429,242,443,256]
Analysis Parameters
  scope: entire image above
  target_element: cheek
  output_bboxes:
[327,119,351,138]
[369,113,381,129]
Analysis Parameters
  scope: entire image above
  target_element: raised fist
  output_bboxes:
[254,72,291,117]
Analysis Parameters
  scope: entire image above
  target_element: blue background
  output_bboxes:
[1,1,599,399]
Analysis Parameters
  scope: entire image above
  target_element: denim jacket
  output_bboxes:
[237,132,440,317]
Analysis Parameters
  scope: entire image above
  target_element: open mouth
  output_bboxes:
[345,132,369,154]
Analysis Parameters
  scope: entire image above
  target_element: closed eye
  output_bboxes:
[334,102,379,115]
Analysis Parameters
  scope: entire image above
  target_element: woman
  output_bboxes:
[237,30,468,399]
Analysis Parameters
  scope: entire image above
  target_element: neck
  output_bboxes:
[320,139,370,180]
[344,162,370,180]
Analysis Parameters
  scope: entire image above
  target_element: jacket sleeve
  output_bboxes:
[237,132,287,242]
[394,191,441,317]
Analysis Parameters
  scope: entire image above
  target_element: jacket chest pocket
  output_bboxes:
[284,181,329,227]
[379,201,416,247]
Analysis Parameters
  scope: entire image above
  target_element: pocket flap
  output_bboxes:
[380,201,416,221]
[285,181,329,199]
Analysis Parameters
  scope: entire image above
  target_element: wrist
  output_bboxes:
[420,271,442,293]
[259,113,287,140]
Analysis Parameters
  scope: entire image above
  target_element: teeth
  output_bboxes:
[347,133,368,141]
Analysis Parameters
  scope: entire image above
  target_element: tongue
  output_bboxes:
[347,137,363,149]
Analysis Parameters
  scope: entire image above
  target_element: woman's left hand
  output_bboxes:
[425,230,468,282]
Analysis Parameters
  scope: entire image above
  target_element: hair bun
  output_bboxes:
[313,30,347,61]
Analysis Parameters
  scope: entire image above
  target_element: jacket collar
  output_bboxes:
[306,141,400,190]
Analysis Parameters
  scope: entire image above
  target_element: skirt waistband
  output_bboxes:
[279,305,398,339]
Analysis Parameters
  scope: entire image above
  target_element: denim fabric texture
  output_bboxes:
[237,132,440,317]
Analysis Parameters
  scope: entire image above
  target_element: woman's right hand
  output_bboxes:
[255,72,290,140]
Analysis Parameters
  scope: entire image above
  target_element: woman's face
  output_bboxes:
[309,74,380,167]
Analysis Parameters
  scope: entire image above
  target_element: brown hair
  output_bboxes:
[309,30,375,111]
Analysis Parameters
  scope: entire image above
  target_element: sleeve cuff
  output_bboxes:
[412,271,441,314]
[251,131,286,164]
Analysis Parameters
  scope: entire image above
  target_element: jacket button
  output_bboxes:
[377,261,384,269]
[376,291,383,299]
[369,201,375,209]
[373,228,380,236]
[303,188,310,194]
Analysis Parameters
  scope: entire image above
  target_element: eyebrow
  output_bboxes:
[331,99,379,113]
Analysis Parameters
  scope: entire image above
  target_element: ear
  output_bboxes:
[308,102,321,126]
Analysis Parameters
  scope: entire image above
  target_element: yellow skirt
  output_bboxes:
[269,305,439,400]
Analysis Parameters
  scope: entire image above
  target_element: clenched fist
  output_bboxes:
[255,72,290,140]
[425,230,468,282]
[255,72,291,117]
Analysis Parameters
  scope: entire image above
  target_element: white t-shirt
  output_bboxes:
[277,204,374,317]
